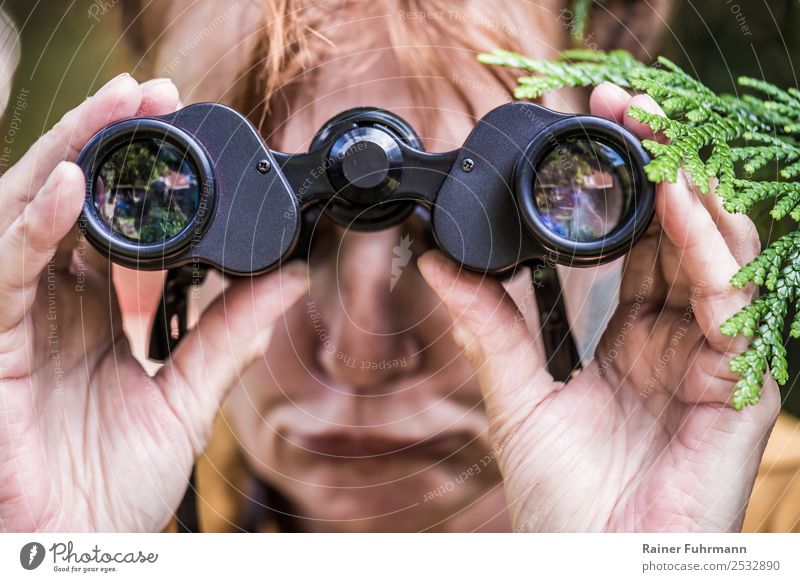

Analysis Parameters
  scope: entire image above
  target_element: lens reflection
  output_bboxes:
[93,138,200,244]
[533,137,632,242]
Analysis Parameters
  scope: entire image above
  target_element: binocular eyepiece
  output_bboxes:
[77,102,654,276]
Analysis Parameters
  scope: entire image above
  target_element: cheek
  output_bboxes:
[224,355,305,469]
[224,299,330,434]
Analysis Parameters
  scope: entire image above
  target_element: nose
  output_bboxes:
[313,226,421,393]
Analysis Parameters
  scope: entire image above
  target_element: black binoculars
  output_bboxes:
[77,102,653,275]
[76,102,654,370]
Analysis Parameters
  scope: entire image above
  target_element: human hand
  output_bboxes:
[0,74,308,532]
[417,83,779,532]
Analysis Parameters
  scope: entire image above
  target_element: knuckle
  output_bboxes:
[18,210,55,259]
[43,107,85,162]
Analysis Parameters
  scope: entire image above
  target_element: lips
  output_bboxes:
[294,432,469,459]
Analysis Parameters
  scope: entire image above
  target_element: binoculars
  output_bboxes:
[77,102,654,275]
[76,101,654,367]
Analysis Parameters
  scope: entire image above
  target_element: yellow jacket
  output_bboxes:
[743,412,800,532]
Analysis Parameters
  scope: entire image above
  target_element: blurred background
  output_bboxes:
[2,0,799,413]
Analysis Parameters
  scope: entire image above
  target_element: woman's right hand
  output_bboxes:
[0,74,309,532]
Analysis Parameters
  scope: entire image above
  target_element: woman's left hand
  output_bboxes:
[417,83,780,532]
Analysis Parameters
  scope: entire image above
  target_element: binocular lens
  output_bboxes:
[93,138,201,244]
[532,136,632,242]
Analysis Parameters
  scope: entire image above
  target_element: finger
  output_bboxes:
[0,162,85,333]
[592,88,677,304]
[0,74,140,228]
[618,221,666,306]
[136,77,181,117]
[622,93,669,144]
[670,377,779,526]
[417,250,558,442]
[589,82,631,123]
[620,93,756,307]
[155,262,309,453]
[53,77,182,277]
[678,339,751,405]
[697,182,761,267]
[656,170,751,351]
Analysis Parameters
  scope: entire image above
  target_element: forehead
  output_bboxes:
[138,0,262,102]
[140,0,575,149]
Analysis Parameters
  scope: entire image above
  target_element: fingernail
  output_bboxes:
[140,77,173,88]
[451,323,475,353]
[96,72,132,95]
[417,250,449,288]
[281,260,308,278]
[599,81,630,98]
[45,162,83,203]
[629,93,663,115]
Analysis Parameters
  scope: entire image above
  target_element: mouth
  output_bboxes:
[293,431,470,460]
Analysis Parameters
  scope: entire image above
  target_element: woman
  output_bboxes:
[0,0,781,532]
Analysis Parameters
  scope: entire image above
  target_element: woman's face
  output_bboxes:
[147,0,575,532]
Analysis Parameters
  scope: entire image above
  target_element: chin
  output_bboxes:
[276,461,502,532]
[293,486,472,532]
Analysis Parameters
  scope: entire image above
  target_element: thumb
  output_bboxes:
[417,251,559,442]
[155,261,309,453]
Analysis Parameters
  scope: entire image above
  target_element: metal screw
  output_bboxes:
[461,158,475,173]
[257,159,271,174]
